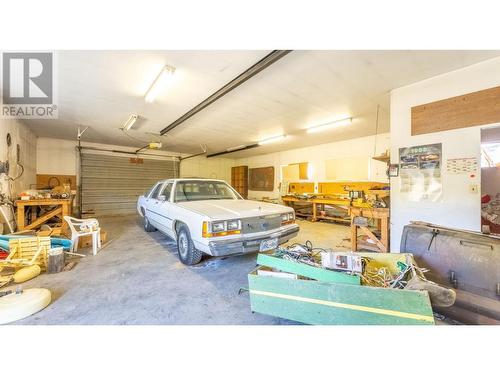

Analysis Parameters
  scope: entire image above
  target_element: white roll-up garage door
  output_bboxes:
[81,153,179,217]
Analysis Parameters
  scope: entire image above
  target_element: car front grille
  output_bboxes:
[241,214,282,234]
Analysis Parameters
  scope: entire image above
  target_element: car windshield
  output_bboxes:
[174,181,240,202]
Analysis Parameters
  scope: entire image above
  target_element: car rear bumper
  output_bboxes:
[197,224,299,256]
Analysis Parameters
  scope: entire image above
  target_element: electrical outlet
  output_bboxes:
[469,184,478,193]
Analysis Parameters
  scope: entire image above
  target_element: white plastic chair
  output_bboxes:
[63,216,102,256]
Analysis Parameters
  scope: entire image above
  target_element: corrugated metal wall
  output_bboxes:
[81,153,179,217]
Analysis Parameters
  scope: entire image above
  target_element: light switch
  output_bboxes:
[469,184,478,193]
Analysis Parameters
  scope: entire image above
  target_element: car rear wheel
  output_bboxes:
[177,225,203,265]
[143,215,156,232]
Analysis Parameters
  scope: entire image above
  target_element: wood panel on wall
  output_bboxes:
[281,162,308,181]
[288,182,315,194]
[412,85,500,136]
[281,164,300,181]
[318,181,389,195]
[36,174,77,189]
[249,166,274,191]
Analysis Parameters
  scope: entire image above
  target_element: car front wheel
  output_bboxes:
[177,225,203,265]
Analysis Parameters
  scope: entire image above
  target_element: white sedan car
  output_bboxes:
[137,178,299,265]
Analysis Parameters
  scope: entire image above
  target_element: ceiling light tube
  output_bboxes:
[258,134,287,145]
[226,145,246,152]
[306,117,352,133]
[121,114,138,131]
[144,65,176,103]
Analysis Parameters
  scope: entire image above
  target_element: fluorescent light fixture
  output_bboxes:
[306,117,352,133]
[258,135,287,145]
[144,65,176,103]
[148,142,162,149]
[226,145,246,152]
[121,114,138,131]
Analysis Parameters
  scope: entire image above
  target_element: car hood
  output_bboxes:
[176,199,291,220]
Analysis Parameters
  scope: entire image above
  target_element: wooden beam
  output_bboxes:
[359,226,387,253]
[411,85,500,135]
[25,207,62,230]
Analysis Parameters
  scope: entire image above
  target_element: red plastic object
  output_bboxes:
[0,251,8,259]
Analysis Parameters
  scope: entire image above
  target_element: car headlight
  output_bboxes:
[211,221,226,232]
[227,220,241,230]
[203,220,242,238]
[281,212,295,225]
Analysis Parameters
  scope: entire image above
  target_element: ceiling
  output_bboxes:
[23,50,500,157]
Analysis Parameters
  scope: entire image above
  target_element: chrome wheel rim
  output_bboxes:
[144,217,149,229]
[179,232,188,257]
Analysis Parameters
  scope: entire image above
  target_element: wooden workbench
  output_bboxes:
[350,207,390,253]
[282,195,371,223]
[16,198,72,232]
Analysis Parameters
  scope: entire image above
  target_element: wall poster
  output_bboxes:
[446,157,478,175]
[399,143,442,201]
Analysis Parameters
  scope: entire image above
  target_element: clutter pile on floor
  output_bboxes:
[247,241,456,325]
[0,219,108,324]
[482,193,500,234]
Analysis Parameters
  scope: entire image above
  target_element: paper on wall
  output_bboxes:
[399,143,442,202]
[446,157,478,174]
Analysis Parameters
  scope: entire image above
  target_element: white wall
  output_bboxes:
[180,155,235,183]
[236,133,390,200]
[390,56,500,250]
[38,136,389,197]
[37,137,235,184]
[0,120,37,197]
[37,137,78,175]
[36,137,182,177]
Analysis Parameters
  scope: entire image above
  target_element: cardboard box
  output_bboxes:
[78,230,107,248]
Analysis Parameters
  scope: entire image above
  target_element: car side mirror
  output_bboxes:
[158,195,167,202]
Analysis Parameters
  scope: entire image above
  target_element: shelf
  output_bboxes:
[372,155,390,163]
[356,240,381,252]
[315,215,351,223]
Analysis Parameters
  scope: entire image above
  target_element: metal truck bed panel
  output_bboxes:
[401,222,500,324]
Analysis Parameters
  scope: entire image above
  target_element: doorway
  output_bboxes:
[480,126,500,235]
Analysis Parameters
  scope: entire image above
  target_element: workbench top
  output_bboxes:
[16,198,72,205]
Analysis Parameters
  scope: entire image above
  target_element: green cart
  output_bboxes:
[248,252,435,325]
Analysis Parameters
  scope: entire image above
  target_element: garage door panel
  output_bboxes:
[84,206,138,216]
[82,180,161,190]
[81,165,177,177]
[81,153,179,217]
[81,194,142,204]
[81,172,175,180]
[82,201,137,211]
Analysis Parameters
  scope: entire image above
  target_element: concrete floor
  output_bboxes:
[7,216,351,325]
